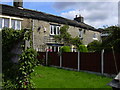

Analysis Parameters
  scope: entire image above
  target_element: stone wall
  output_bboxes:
[21,18,101,51]
[82,30,101,45]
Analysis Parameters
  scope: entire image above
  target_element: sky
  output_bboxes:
[0,0,119,29]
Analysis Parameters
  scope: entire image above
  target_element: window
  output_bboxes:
[4,18,9,28]
[0,18,2,29]
[11,19,21,30]
[79,29,83,38]
[50,25,60,35]
[0,16,22,30]
[16,20,21,30]
[93,33,98,40]
[11,19,16,29]
[47,46,60,52]
[93,33,97,38]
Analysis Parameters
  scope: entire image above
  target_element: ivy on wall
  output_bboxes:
[2,28,38,88]
[54,25,82,49]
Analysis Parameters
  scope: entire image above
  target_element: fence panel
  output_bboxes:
[104,52,120,74]
[37,52,46,65]
[62,52,78,69]
[48,52,60,66]
[80,52,101,72]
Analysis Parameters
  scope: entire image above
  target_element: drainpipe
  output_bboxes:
[32,19,35,49]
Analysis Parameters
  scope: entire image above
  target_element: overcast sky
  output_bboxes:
[1,0,119,29]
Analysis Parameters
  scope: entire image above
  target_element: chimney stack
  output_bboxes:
[13,0,23,8]
[74,15,84,23]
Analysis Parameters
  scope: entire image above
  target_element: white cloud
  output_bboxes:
[59,2,118,28]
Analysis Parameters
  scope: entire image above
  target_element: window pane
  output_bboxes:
[4,18,9,28]
[50,25,52,34]
[17,20,21,30]
[0,18,2,29]
[56,46,58,52]
[11,20,15,29]
[52,46,54,52]
[93,33,97,38]
[79,31,82,38]
[54,26,56,35]
[57,27,59,35]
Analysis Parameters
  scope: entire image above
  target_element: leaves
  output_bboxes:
[2,28,36,88]
[54,25,82,47]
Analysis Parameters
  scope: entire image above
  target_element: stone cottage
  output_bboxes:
[0,0,101,52]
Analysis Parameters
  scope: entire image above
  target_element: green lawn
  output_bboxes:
[31,65,112,88]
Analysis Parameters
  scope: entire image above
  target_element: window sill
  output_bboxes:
[93,38,98,40]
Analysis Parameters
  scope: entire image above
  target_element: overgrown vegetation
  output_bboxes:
[87,26,120,52]
[60,46,71,52]
[54,25,82,50]
[102,26,120,52]
[2,28,38,88]
[87,40,102,52]
[78,45,88,52]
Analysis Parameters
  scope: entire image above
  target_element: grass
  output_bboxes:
[31,65,112,88]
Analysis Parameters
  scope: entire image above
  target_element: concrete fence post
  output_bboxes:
[60,54,62,68]
[46,52,48,66]
[78,52,80,71]
[101,49,104,75]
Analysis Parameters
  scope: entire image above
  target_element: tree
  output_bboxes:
[54,25,82,47]
[102,26,120,52]
[87,40,102,52]
[78,45,88,52]
[60,46,71,52]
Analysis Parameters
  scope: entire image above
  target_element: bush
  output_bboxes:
[87,40,102,52]
[60,46,71,52]
[78,45,88,52]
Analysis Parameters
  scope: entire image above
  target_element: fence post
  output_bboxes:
[78,52,80,71]
[46,52,48,66]
[60,53,62,68]
[101,49,104,75]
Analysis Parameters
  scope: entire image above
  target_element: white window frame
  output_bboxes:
[50,25,60,35]
[79,29,83,38]
[93,33,98,40]
[0,15,23,30]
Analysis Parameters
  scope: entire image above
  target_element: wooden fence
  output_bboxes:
[37,52,120,75]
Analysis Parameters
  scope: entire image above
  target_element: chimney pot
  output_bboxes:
[13,0,23,8]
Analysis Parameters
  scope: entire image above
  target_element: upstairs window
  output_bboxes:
[11,19,21,30]
[4,18,9,28]
[11,19,16,29]
[79,29,83,38]
[93,33,97,38]
[93,33,98,40]
[50,25,60,35]
[0,16,22,30]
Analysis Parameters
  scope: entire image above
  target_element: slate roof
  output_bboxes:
[1,4,97,31]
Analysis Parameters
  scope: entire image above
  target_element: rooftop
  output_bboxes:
[1,4,98,31]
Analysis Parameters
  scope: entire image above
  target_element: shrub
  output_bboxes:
[78,45,88,52]
[60,46,71,52]
[87,40,102,52]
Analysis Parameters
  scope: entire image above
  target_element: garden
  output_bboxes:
[31,65,112,88]
[2,25,120,88]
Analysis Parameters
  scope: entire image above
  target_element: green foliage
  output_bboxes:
[102,26,120,52]
[54,25,72,45]
[78,45,88,52]
[71,37,82,47]
[2,28,37,88]
[87,40,102,52]
[54,25,82,47]
[16,48,38,88]
[2,28,25,59]
[60,46,71,52]
[31,66,112,88]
